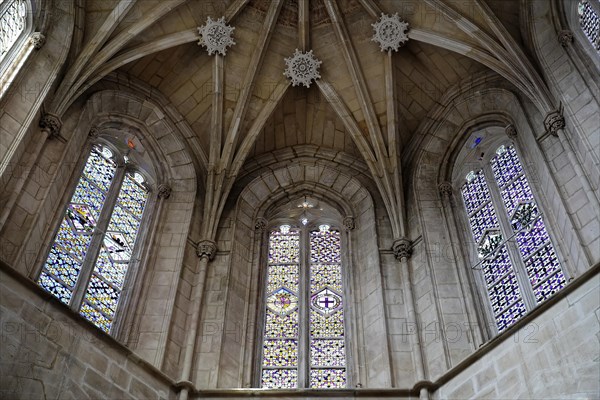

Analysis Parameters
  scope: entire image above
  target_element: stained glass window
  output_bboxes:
[491,145,566,303]
[461,144,567,333]
[578,0,600,51]
[461,170,526,332]
[261,225,347,389]
[38,144,149,334]
[0,0,27,63]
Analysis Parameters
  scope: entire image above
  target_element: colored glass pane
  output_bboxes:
[309,228,346,388]
[81,172,148,330]
[262,229,300,384]
[462,168,525,331]
[579,0,600,51]
[39,145,149,335]
[38,271,72,304]
[0,0,26,63]
[311,309,344,337]
[268,232,300,264]
[311,339,345,367]
[39,146,115,304]
[262,226,347,388]
[310,230,341,263]
[491,145,566,304]
[80,302,111,333]
[264,310,299,338]
[261,369,297,389]
[262,339,298,367]
[266,264,299,294]
[310,264,342,292]
[310,369,346,389]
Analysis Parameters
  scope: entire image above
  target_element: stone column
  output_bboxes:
[438,182,485,346]
[177,239,217,400]
[392,238,429,400]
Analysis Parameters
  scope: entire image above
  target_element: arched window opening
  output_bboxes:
[0,0,27,63]
[38,142,150,334]
[461,144,567,333]
[0,0,35,98]
[260,212,348,389]
[578,0,600,51]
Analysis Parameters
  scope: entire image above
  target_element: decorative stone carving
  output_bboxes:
[30,32,45,49]
[371,13,409,52]
[39,113,62,139]
[283,49,322,88]
[505,124,517,139]
[557,30,573,47]
[392,238,412,261]
[255,217,268,231]
[438,182,453,198]
[196,239,217,260]
[157,184,172,199]
[88,127,100,138]
[197,17,235,56]
[544,110,565,135]
[343,216,355,231]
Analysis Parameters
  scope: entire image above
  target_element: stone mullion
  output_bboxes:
[70,162,126,312]
[298,227,309,388]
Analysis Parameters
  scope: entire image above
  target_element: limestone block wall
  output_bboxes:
[528,0,600,198]
[0,262,176,400]
[434,268,599,399]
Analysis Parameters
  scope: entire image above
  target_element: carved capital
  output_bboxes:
[544,110,565,135]
[505,124,517,139]
[438,182,453,198]
[557,30,573,47]
[196,240,217,260]
[343,216,355,231]
[392,238,412,261]
[157,184,172,199]
[255,217,268,231]
[30,32,46,49]
[39,113,62,139]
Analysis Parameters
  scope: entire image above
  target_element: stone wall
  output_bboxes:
[0,261,176,400]
[434,267,600,399]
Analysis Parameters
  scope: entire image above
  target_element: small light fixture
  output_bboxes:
[280,224,291,234]
[318,224,330,233]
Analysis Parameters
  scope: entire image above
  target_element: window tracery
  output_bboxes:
[261,224,347,389]
[461,144,567,332]
[38,143,150,333]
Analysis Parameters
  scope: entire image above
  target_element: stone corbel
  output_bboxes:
[544,109,565,136]
[30,32,46,49]
[438,182,453,199]
[343,216,355,231]
[39,112,62,139]
[505,124,517,139]
[392,238,412,261]
[157,184,172,199]
[196,239,217,260]
[255,217,268,232]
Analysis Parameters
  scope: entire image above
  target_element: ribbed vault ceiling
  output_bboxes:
[49,0,552,240]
